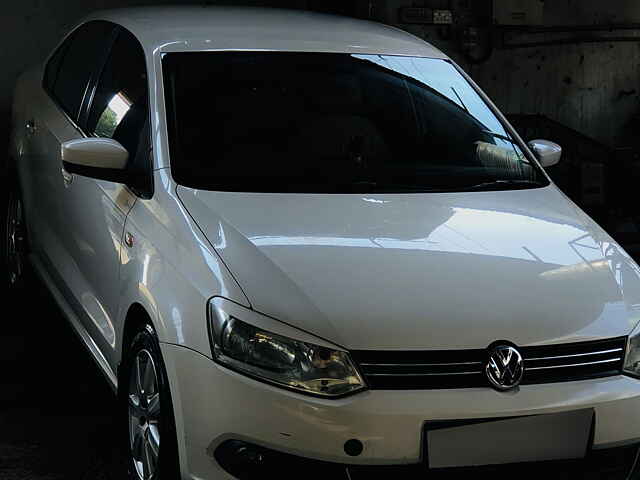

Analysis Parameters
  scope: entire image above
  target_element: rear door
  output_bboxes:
[63,27,150,368]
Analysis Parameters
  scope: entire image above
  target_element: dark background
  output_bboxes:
[4,1,640,478]
[2,275,125,479]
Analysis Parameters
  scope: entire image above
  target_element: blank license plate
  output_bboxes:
[425,409,593,469]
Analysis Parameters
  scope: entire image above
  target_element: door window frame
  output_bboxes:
[42,20,117,133]
[42,21,154,199]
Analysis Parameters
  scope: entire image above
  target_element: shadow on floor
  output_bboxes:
[0,269,127,479]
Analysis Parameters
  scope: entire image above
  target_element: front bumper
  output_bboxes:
[162,344,640,480]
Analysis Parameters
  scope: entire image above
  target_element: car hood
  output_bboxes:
[178,185,640,350]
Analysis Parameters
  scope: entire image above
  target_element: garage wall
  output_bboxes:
[375,0,640,149]
[470,0,640,150]
[468,39,640,150]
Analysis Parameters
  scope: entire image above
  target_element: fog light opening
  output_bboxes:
[214,440,267,478]
[344,439,364,457]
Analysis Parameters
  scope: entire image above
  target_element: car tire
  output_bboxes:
[2,174,28,289]
[120,323,181,480]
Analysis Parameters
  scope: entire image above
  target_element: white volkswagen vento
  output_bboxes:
[9,6,640,479]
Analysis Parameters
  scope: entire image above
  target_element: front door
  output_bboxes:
[29,21,116,281]
[58,27,150,370]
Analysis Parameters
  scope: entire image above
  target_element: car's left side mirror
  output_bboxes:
[61,138,129,183]
[528,139,562,168]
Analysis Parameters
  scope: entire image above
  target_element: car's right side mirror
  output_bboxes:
[528,139,562,168]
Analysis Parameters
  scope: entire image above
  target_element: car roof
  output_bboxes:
[82,6,447,58]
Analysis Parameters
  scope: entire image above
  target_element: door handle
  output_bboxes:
[26,119,37,135]
[61,167,74,187]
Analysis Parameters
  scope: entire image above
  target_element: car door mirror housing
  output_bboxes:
[61,138,129,183]
[528,139,562,168]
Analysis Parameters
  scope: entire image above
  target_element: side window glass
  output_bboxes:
[87,29,148,159]
[43,35,72,94]
[47,21,116,120]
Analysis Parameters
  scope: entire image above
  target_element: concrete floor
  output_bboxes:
[0,271,127,479]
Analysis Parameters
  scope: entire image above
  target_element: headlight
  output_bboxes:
[624,322,640,377]
[208,299,366,397]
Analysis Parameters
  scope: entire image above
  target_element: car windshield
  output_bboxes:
[162,52,549,193]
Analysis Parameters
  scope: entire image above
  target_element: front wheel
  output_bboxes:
[121,324,180,480]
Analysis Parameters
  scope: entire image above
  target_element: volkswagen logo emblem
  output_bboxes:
[485,345,524,391]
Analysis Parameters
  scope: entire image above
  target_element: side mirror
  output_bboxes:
[61,138,129,183]
[528,139,562,168]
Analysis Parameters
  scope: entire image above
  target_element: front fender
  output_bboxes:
[116,169,249,366]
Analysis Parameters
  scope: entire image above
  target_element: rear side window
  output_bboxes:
[86,29,149,159]
[44,21,116,120]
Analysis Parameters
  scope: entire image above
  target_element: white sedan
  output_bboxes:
[7,6,640,479]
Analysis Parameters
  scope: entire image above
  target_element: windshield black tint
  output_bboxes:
[162,52,548,193]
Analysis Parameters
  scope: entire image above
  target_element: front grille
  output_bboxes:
[351,337,627,390]
[519,337,626,385]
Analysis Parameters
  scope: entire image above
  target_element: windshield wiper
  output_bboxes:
[345,181,448,193]
[481,129,517,144]
[465,179,546,191]
[451,87,469,113]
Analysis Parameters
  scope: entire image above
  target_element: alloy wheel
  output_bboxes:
[6,193,25,285]
[128,349,161,480]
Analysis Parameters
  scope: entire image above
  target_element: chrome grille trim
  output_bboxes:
[366,371,483,377]
[526,348,623,362]
[526,358,622,371]
[359,361,482,367]
[352,337,627,390]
